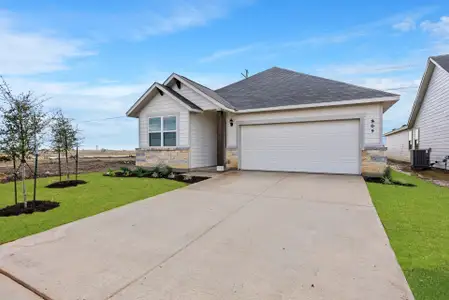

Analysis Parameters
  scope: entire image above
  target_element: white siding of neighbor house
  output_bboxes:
[138,93,189,148]
[170,82,219,110]
[190,111,217,168]
[226,103,383,148]
[414,66,449,169]
[385,130,410,162]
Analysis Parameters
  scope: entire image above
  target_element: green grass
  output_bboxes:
[367,170,449,300]
[0,173,186,244]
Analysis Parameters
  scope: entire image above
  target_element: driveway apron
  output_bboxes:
[0,171,414,300]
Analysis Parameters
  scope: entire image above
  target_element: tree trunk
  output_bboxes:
[75,147,79,181]
[13,157,17,205]
[33,153,38,204]
[58,150,62,182]
[22,162,27,208]
[65,149,69,180]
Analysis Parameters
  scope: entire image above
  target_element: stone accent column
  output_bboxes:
[361,146,388,177]
[226,148,238,169]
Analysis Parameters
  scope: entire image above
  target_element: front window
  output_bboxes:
[149,116,177,147]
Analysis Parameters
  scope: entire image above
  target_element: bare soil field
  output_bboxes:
[0,150,136,180]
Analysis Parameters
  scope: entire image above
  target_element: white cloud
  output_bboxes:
[0,11,95,76]
[352,77,421,92]
[200,44,256,62]
[421,16,449,38]
[130,1,253,39]
[283,31,366,48]
[393,18,416,32]
[136,4,222,38]
[317,63,415,76]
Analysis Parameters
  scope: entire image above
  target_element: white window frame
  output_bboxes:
[148,115,177,147]
[414,128,419,149]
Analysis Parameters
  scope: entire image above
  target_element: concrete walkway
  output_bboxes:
[0,172,414,300]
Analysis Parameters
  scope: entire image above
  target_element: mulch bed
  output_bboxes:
[105,172,209,184]
[46,180,87,189]
[0,200,60,217]
[172,174,209,184]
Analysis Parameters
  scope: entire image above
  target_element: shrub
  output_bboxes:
[120,167,132,176]
[381,166,393,184]
[133,167,147,178]
[157,164,173,178]
[151,172,159,178]
[105,168,115,177]
[384,166,393,181]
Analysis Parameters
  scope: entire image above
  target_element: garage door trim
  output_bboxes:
[236,115,365,173]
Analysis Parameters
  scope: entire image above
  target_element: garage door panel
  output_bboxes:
[240,120,360,174]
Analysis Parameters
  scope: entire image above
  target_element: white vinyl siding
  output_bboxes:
[414,66,449,169]
[240,120,360,174]
[171,82,219,110]
[385,130,410,162]
[227,103,382,148]
[138,93,189,148]
[190,111,217,168]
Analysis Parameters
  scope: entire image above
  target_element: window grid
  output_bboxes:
[149,116,177,147]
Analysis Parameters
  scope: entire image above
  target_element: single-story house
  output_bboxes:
[126,67,399,176]
[385,54,449,169]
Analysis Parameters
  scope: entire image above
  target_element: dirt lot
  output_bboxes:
[0,150,136,181]
[389,160,449,188]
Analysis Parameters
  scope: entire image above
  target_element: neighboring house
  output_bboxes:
[384,125,410,162]
[385,54,449,169]
[127,67,399,176]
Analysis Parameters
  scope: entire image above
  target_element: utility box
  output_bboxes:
[411,149,431,170]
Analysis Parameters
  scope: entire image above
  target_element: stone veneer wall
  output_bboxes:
[136,148,189,169]
[361,148,387,177]
[226,148,238,169]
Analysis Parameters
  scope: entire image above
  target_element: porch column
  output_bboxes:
[216,111,226,171]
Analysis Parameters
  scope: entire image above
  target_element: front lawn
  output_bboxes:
[367,170,449,300]
[0,173,186,244]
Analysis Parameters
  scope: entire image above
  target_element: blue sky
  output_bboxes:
[0,0,448,149]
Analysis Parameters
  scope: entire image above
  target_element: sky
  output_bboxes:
[0,0,448,149]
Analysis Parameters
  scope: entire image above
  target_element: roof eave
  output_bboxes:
[234,96,400,114]
[407,59,435,128]
[126,82,201,117]
[384,127,409,136]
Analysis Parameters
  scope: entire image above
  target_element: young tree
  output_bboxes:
[0,77,48,207]
[50,110,80,180]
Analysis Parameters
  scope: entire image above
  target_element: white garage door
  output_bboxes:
[240,120,360,174]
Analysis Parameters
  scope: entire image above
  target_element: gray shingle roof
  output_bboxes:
[178,75,236,109]
[432,54,449,73]
[215,67,398,110]
[163,86,202,111]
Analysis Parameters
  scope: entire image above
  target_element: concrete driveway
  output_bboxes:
[0,172,414,300]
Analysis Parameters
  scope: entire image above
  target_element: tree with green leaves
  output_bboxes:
[50,109,81,181]
[0,77,48,208]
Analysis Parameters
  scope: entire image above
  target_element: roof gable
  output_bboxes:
[407,55,449,127]
[126,83,202,117]
[164,74,236,111]
[215,67,398,111]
